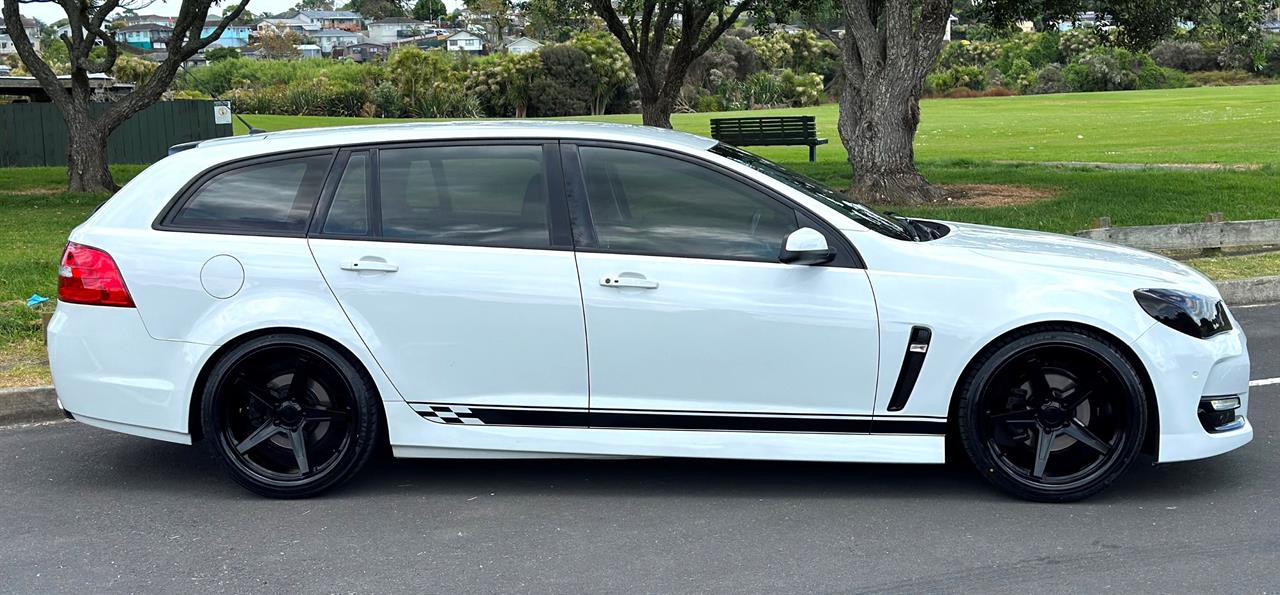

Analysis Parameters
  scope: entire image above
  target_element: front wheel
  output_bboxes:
[956,328,1148,502]
[201,334,381,498]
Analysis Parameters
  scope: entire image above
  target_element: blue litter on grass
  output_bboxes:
[26,294,50,308]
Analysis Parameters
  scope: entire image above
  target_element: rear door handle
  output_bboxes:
[600,273,658,289]
[340,258,399,273]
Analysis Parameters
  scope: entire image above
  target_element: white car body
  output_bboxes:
[48,122,1251,470]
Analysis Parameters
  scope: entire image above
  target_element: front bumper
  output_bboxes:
[1133,320,1252,463]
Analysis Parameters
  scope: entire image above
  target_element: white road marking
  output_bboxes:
[1250,377,1280,387]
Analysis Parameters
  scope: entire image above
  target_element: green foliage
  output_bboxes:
[411,0,448,21]
[109,54,157,86]
[387,48,476,118]
[1029,63,1071,94]
[927,66,988,93]
[529,44,594,116]
[1150,40,1217,71]
[567,31,632,115]
[745,33,793,69]
[1063,47,1189,92]
[1058,27,1102,60]
[205,47,242,63]
[780,69,824,106]
[466,51,541,117]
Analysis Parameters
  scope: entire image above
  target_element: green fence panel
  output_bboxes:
[0,99,233,167]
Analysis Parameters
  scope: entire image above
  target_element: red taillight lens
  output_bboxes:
[58,242,135,307]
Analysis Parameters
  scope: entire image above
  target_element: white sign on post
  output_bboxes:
[213,101,232,125]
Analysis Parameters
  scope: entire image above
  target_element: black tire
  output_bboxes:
[201,334,380,498]
[956,327,1148,502]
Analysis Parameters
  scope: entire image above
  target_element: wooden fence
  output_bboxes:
[1075,214,1280,253]
[0,100,232,167]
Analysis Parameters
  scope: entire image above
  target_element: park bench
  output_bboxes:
[709,115,828,162]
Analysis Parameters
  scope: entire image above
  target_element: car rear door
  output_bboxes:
[563,142,882,427]
[308,141,590,411]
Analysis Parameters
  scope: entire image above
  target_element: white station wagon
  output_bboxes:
[49,122,1251,501]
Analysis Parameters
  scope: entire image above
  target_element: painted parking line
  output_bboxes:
[1250,378,1280,387]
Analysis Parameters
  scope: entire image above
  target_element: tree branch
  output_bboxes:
[2,0,73,113]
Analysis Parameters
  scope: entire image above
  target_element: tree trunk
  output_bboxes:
[66,125,116,193]
[838,73,940,205]
[640,93,673,128]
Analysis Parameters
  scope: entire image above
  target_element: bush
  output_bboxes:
[1058,27,1100,60]
[1187,69,1268,86]
[780,69,824,106]
[695,94,722,112]
[529,44,593,116]
[744,70,785,107]
[370,81,403,117]
[1029,63,1070,94]
[926,65,987,93]
[1064,51,1137,91]
[1151,40,1216,72]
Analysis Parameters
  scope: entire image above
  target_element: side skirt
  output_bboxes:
[384,402,947,464]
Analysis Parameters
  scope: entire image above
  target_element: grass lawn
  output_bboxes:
[1,85,1278,387]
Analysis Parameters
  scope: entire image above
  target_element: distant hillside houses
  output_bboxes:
[0,16,41,55]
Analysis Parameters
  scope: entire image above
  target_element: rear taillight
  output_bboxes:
[58,242,135,307]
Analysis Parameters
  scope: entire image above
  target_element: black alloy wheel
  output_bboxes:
[957,328,1148,502]
[202,334,380,498]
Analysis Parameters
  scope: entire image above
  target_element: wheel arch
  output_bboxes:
[187,327,385,443]
[946,320,1160,456]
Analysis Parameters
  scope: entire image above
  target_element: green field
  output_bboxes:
[2,84,1279,387]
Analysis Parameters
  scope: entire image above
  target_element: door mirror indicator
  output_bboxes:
[779,227,836,265]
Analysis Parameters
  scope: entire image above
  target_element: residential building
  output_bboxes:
[297,10,364,32]
[312,28,362,54]
[256,16,321,36]
[296,44,322,58]
[503,36,542,55]
[0,16,40,53]
[367,17,423,44]
[200,19,252,48]
[115,23,173,51]
[111,14,175,28]
[336,42,389,62]
[445,30,482,53]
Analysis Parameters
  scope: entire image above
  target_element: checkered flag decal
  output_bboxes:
[420,405,485,425]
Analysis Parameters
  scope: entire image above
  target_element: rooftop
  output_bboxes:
[299,10,362,19]
[314,28,360,37]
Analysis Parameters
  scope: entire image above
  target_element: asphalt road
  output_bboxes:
[3,305,1279,594]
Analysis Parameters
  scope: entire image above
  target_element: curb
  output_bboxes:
[1217,276,1280,307]
[0,386,61,426]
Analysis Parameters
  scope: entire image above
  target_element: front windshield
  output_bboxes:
[709,144,915,241]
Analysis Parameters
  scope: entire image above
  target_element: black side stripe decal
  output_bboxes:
[415,405,946,435]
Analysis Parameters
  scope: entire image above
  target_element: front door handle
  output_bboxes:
[340,258,399,273]
[600,273,658,289]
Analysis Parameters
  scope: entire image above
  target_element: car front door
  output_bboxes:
[564,143,881,429]
[308,142,589,412]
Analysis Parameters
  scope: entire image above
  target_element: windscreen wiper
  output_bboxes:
[885,212,922,242]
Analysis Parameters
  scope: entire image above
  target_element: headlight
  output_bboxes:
[1133,288,1232,339]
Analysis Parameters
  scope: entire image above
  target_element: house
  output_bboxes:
[296,44,322,59]
[200,19,252,48]
[312,28,361,54]
[115,23,173,51]
[0,16,40,53]
[503,36,542,55]
[297,10,364,32]
[111,14,175,28]
[367,17,423,44]
[336,42,388,62]
[256,16,321,36]
[445,30,482,53]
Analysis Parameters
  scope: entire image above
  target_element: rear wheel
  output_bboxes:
[957,328,1148,502]
[201,334,380,498]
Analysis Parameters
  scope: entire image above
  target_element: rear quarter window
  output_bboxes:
[163,153,333,235]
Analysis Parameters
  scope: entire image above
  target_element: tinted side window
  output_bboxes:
[378,145,549,248]
[578,147,798,261]
[170,154,331,234]
[322,152,369,236]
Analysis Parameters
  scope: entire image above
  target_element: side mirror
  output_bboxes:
[779,227,836,265]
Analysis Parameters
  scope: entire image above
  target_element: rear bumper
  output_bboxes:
[47,302,208,444]
[1133,322,1253,463]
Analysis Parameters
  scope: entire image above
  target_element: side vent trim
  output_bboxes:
[887,326,932,412]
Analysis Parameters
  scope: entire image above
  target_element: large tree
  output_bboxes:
[818,0,952,205]
[2,0,250,192]
[587,0,755,128]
